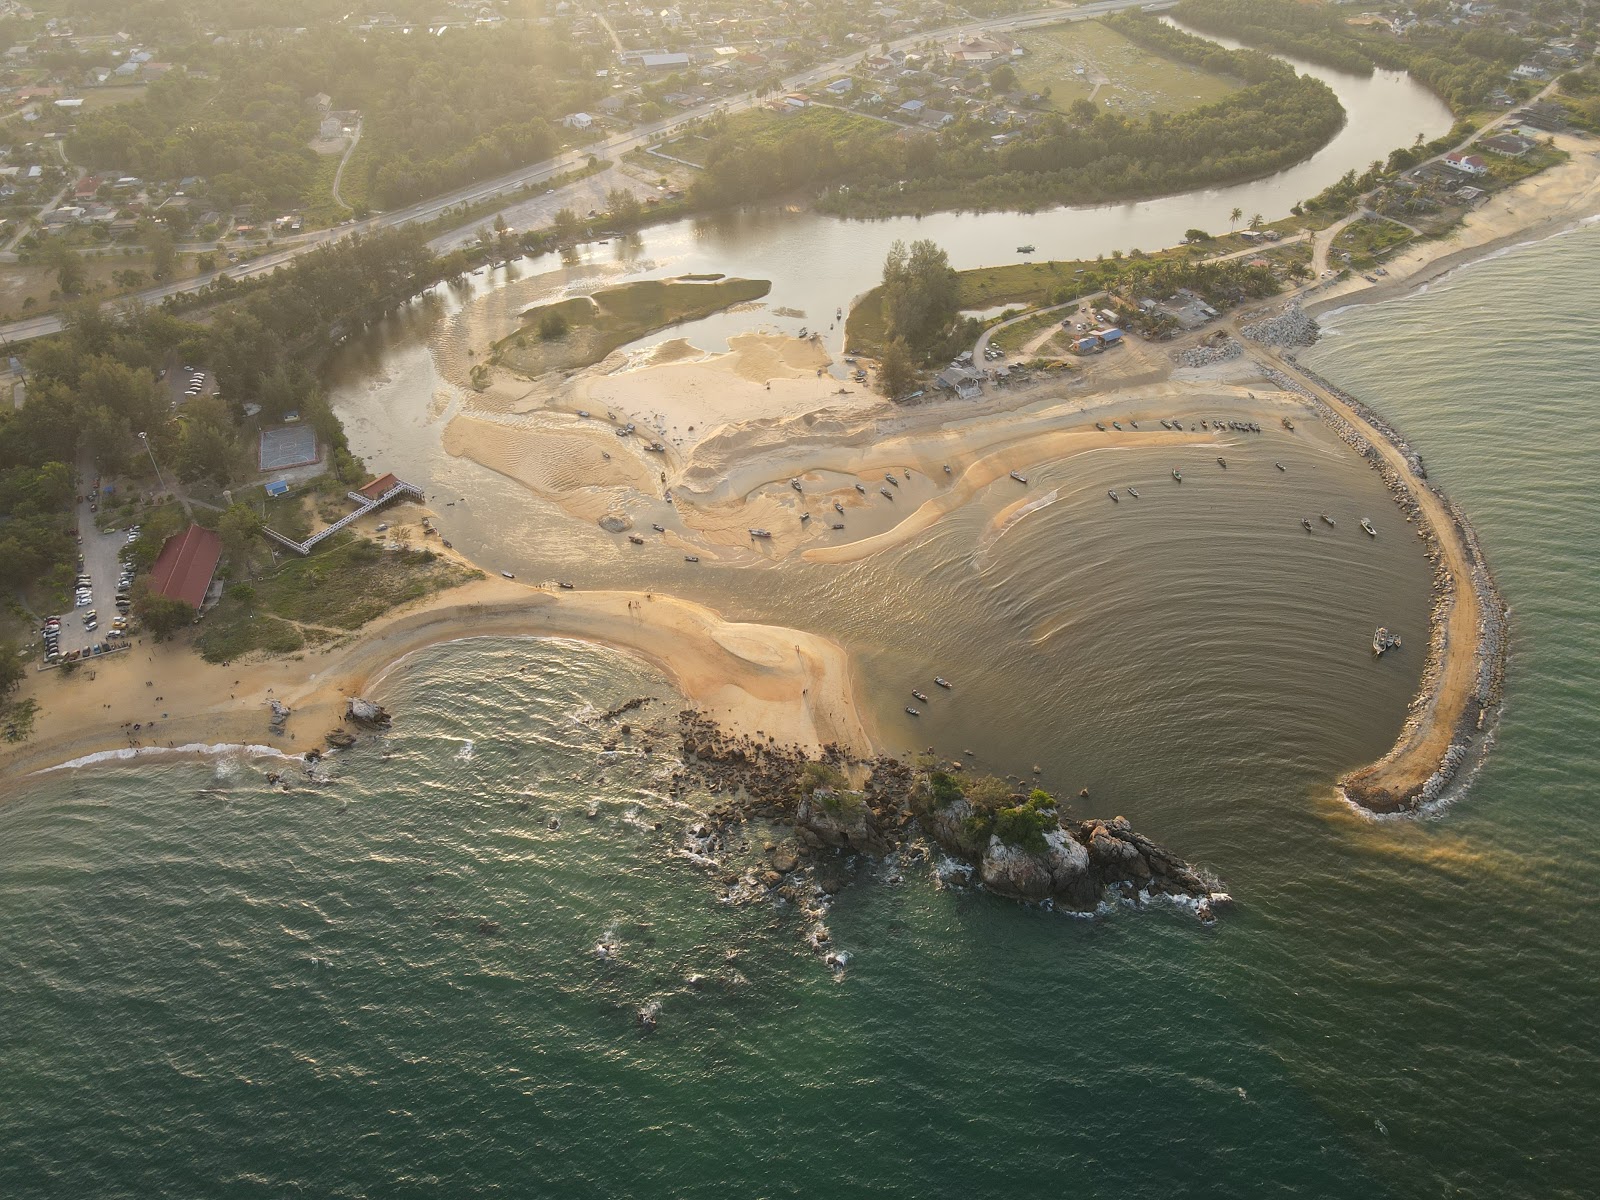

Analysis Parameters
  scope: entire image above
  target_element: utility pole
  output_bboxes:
[138,431,168,493]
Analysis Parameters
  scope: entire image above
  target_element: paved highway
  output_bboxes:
[0,0,1172,346]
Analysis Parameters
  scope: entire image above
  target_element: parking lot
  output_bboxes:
[46,478,137,661]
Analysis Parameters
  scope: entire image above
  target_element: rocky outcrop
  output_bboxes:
[324,729,358,750]
[346,697,392,727]
[795,792,891,857]
[979,828,1097,907]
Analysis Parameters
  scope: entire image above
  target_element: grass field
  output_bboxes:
[1013,20,1239,116]
[76,85,148,111]
[0,251,208,323]
[495,275,771,375]
[196,535,479,663]
[1333,216,1414,269]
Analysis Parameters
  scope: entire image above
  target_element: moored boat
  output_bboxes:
[1302,518,1313,531]
[912,690,929,703]
[1361,518,1377,537]
[1009,471,1028,484]
[1127,486,1139,498]
[1321,514,1336,527]
[934,676,952,689]
[1108,489,1119,502]
[749,528,772,538]
[1217,456,1227,468]
[905,706,921,716]
[1172,469,1183,482]
[684,555,699,562]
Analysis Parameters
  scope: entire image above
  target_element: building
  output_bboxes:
[1478,133,1532,157]
[562,111,594,129]
[941,35,1017,64]
[824,77,852,96]
[148,524,222,610]
[1443,151,1489,176]
[898,98,925,115]
[638,52,690,69]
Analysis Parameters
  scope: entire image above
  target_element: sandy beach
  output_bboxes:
[1306,131,1600,319]
[1,578,873,794]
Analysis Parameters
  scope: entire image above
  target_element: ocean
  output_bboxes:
[4,224,1599,1198]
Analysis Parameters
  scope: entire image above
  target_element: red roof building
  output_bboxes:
[358,472,400,500]
[149,524,222,610]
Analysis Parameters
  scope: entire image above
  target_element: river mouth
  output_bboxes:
[328,30,1451,814]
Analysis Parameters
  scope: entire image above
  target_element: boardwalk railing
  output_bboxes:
[264,479,424,556]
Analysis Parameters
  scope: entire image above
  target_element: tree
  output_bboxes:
[218,503,263,571]
[1184,228,1213,243]
[989,64,1018,93]
[605,187,642,222]
[538,310,569,340]
[0,640,23,700]
[880,238,958,358]
[140,219,177,280]
[1249,213,1264,229]
[1228,206,1244,231]
[877,337,917,399]
[552,208,580,241]
[41,239,86,296]
[132,584,194,642]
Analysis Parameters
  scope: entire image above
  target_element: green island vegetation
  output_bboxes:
[1174,0,1535,112]
[1010,19,1241,116]
[850,235,1293,368]
[68,25,606,216]
[493,276,772,376]
[915,771,1062,857]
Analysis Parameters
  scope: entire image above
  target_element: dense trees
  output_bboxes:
[876,338,917,399]
[1174,0,1376,74]
[70,26,602,214]
[880,239,959,357]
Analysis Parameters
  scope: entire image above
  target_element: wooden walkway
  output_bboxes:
[263,480,424,556]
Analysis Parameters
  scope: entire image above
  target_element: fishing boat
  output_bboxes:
[790,478,803,492]
[885,473,899,486]
[578,409,591,418]
[627,535,644,545]
[1128,420,1138,429]
[905,706,921,717]
[1112,421,1122,430]
[749,528,772,539]
[854,483,867,494]
[881,488,894,500]
[1361,518,1377,537]
[1172,469,1183,482]
[1282,417,1295,431]
[833,501,845,513]
[1275,461,1286,471]
[558,581,575,589]
[1372,627,1402,655]
[1009,471,1028,484]
[1217,456,1227,468]
[1096,422,1106,431]
[1160,419,1172,430]
[912,690,929,703]
[1016,244,1035,253]
[943,464,952,474]
[500,571,516,579]
[652,523,665,532]
[1321,514,1336,527]
[1107,489,1119,502]
[1302,518,1313,531]
[934,677,953,690]
[1127,486,1140,498]
[684,555,700,563]
[797,327,808,339]
[800,512,812,522]
[831,523,845,530]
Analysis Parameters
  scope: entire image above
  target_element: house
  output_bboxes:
[1478,133,1532,157]
[1443,151,1489,175]
[597,95,626,114]
[358,472,403,500]
[824,77,852,96]
[1511,63,1549,81]
[921,109,954,127]
[148,524,223,610]
[941,35,1017,64]
[934,364,982,399]
[562,111,594,129]
[638,52,690,69]
[53,97,84,111]
[318,114,343,139]
[1456,185,1486,203]
[898,98,925,115]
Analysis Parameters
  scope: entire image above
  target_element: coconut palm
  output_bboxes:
[1229,206,1243,231]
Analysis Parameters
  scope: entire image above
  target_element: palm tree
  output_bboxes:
[1229,206,1243,231]
[1249,213,1264,229]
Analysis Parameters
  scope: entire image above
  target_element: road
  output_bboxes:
[0,0,1171,345]
[331,117,364,213]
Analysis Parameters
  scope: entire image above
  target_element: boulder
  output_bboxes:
[795,792,890,857]
[346,697,392,728]
[324,729,358,750]
[979,827,1096,907]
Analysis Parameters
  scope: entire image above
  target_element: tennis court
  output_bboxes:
[258,425,320,471]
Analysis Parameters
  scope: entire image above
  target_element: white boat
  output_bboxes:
[1009,471,1028,484]
[1361,518,1377,537]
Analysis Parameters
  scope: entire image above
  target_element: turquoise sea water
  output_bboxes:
[4,226,1600,1197]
